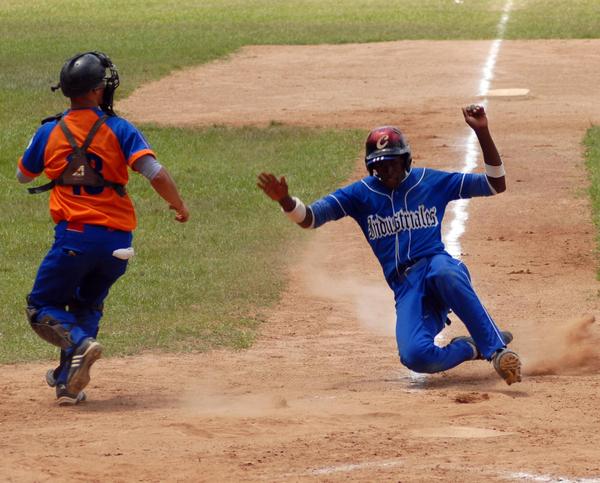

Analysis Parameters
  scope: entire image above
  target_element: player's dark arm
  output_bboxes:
[150,168,189,222]
[474,127,505,194]
[462,105,506,194]
[133,155,189,222]
[257,172,313,228]
[278,194,314,228]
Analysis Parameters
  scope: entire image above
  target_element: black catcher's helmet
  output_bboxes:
[364,126,412,175]
[53,51,120,115]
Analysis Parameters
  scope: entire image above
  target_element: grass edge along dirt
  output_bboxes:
[0,125,362,363]
[584,127,600,279]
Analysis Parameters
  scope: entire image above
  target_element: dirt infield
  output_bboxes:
[3,40,600,481]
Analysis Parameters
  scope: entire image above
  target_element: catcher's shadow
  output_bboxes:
[74,390,176,413]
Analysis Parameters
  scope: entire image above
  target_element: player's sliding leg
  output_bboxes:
[425,254,522,384]
[394,271,476,373]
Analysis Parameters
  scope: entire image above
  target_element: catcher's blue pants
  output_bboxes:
[28,221,132,383]
[392,253,506,374]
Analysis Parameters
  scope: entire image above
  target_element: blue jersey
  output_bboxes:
[309,167,494,286]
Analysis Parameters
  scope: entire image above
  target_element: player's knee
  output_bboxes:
[436,264,463,282]
[400,345,443,374]
[433,265,470,294]
[26,301,73,350]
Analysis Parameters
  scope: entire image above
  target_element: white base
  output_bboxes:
[484,88,530,97]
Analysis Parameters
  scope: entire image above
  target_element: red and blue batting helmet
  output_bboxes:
[365,126,412,172]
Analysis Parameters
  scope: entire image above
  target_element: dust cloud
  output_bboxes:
[300,259,396,338]
[525,315,600,376]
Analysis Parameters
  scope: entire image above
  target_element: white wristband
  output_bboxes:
[283,196,307,223]
[485,163,505,178]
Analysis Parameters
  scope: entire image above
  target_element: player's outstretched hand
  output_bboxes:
[170,202,190,223]
[257,172,289,202]
[462,104,489,132]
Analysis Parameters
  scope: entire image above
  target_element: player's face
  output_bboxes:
[372,156,406,189]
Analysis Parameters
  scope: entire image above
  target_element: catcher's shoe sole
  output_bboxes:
[56,384,87,406]
[493,349,522,385]
[66,339,102,394]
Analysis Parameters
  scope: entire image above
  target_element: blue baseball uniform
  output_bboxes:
[309,167,507,373]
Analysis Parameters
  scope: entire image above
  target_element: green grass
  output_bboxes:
[1,0,599,362]
[1,125,361,362]
[584,127,600,278]
[506,0,600,39]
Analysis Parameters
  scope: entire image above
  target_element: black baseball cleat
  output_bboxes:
[450,330,513,360]
[66,337,103,394]
[56,384,87,406]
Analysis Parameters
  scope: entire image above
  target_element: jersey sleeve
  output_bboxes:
[112,119,156,166]
[308,183,359,229]
[441,171,494,201]
[18,123,56,178]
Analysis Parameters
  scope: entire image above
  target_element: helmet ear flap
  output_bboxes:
[404,154,413,173]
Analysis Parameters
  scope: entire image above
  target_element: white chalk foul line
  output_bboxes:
[309,459,404,476]
[409,0,513,382]
[506,472,600,482]
[306,468,600,481]
[444,0,513,259]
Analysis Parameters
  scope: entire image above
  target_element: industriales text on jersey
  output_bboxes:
[367,205,438,240]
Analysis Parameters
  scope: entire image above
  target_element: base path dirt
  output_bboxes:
[3,40,600,482]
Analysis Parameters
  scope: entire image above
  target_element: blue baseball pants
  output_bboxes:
[392,253,507,374]
[28,221,132,384]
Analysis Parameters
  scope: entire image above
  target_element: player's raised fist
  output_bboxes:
[257,172,289,202]
[462,104,489,131]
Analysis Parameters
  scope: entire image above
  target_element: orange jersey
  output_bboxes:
[19,107,154,231]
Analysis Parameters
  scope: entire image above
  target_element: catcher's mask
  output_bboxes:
[52,51,120,116]
[364,126,412,176]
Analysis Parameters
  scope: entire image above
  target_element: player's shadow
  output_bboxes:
[75,390,176,413]
[401,372,530,397]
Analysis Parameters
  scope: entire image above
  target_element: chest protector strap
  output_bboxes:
[28,115,126,197]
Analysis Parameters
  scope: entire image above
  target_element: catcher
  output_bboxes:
[257,105,521,385]
[17,51,189,405]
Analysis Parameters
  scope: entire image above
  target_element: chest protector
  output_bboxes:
[28,114,126,197]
